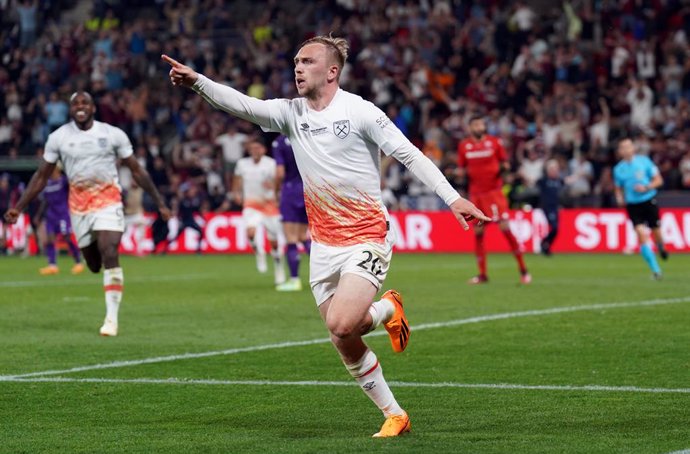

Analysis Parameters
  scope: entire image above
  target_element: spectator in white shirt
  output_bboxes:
[626,79,654,134]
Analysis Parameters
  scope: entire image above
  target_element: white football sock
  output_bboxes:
[272,250,285,285]
[367,298,395,332]
[103,267,124,324]
[345,350,404,417]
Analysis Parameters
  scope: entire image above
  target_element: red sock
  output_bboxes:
[503,230,527,274]
[475,233,487,278]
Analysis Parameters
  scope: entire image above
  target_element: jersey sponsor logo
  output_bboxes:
[300,123,309,131]
[98,138,107,148]
[333,119,350,139]
[465,150,494,159]
[310,127,328,136]
[375,115,391,129]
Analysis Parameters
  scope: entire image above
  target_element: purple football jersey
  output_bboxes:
[42,174,71,227]
[272,135,303,190]
[272,135,308,224]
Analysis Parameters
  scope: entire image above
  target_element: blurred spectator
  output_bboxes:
[16,0,38,48]
[680,152,690,190]
[626,79,654,134]
[565,154,594,204]
[45,93,69,133]
[594,167,617,208]
[215,123,248,191]
[517,148,544,206]
[635,41,656,81]
[538,160,564,256]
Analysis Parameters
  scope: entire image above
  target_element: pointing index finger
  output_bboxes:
[161,54,182,68]
[477,212,492,222]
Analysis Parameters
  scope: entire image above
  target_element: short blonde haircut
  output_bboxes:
[300,34,349,77]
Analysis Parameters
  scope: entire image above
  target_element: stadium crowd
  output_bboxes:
[2,0,690,216]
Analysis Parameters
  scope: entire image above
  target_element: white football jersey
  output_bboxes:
[262,89,406,246]
[43,121,133,214]
[235,155,279,214]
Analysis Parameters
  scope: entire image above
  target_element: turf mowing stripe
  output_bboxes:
[4,295,690,379]
[0,273,217,288]
[2,376,690,395]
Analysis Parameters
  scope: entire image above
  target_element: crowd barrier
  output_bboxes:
[3,209,689,254]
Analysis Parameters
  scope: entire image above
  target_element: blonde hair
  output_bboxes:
[300,34,349,77]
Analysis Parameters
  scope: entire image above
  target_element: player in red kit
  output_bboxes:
[457,116,531,284]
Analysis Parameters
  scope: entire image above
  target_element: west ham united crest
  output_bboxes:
[333,120,350,139]
[98,138,107,148]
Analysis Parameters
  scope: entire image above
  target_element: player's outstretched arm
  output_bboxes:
[161,54,275,129]
[122,156,172,221]
[391,141,491,230]
[3,161,56,224]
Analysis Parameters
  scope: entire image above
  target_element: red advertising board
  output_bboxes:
[2,209,689,254]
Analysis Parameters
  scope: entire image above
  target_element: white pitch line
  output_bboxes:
[667,450,690,454]
[3,296,690,380]
[1,376,690,395]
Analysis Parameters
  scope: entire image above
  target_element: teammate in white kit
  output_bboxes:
[233,137,285,285]
[3,92,171,337]
[163,36,489,437]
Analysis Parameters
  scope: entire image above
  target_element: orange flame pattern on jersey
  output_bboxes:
[69,181,121,214]
[303,181,387,247]
[244,199,280,216]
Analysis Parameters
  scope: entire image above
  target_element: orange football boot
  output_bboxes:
[372,412,411,438]
[39,265,59,275]
[71,263,85,275]
[381,290,410,353]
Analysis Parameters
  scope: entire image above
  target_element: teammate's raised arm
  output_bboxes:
[3,160,56,224]
[121,155,171,221]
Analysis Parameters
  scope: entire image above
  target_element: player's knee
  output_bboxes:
[85,258,101,273]
[326,317,357,339]
[99,244,119,266]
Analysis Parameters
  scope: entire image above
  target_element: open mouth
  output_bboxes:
[74,110,88,120]
[295,78,305,88]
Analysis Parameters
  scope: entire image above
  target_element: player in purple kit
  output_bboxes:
[37,166,84,275]
[273,135,310,291]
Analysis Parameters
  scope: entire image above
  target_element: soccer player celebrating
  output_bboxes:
[3,91,171,336]
[457,115,531,284]
[233,137,286,285]
[273,135,309,292]
[163,36,489,437]
[36,165,85,275]
[614,138,668,279]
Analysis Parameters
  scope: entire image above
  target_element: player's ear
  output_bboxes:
[328,64,339,83]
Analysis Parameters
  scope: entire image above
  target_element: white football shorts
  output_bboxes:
[310,229,395,306]
[242,207,281,240]
[70,203,125,248]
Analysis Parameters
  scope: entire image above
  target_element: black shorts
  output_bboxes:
[626,198,660,228]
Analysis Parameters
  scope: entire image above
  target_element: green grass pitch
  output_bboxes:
[1,252,689,453]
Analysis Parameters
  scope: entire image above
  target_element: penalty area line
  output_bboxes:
[1,376,690,395]
[4,295,690,380]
